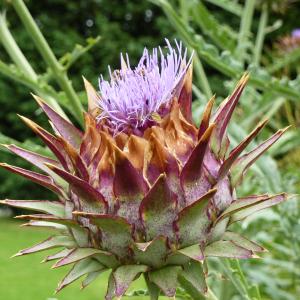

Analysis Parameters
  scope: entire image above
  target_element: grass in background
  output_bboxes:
[0,218,147,300]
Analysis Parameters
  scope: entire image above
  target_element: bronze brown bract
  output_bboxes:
[1,70,288,299]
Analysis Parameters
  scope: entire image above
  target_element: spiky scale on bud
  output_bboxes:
[0,40,288,299]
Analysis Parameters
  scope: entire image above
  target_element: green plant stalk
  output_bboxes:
[267,48,300,73]
[9,0,84,126]
[233,260,250,293]
[0,60,73,121]
[193,54,213,98]
[236,0,256,63]
[192,0,237,52]
[0,15,70,120]
[253,4,268,66]
[0,13,37,80]
[179,0,189,23]
[219,259,251,300]
[205,0,242,16]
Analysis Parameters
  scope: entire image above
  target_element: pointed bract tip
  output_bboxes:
[0,143,10,149]
[240,72,250,83]
[200,123,215,142]
[287,193,299,200]
[72,210,83,216]
[82,76,91,87]
[259,118,269,127]
[282,125,292,133]
[17,115,38,130]
[14,215,28,219]
[72,211,95,217]
[43,162,56,170]
[11,252,22,258]
[31,94,45,106]
[252,254,261,259]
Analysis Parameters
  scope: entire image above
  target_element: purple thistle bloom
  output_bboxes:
[97,40,192,134]
[292,29,300,39]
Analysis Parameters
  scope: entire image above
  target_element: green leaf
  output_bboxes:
[178,260,207,298]
[14,235,76,256]
[59,36,101,70]
[56,258,105,293]
[140,174,177,240]
[205,0,243,16]
[217,194,270,221]
[76,213,132,257]
[149,266,181,297]
[105,265,148,300]
[178,244,204,262]
[81,270,104,289]
[176,189,216,247]
[231,128,288,187]
[52,248,106,268]
[204,240,254,258]
[222,231,265,252]
[192,1,237,52]
[229,193,287,224]
[133,236,168,268]
[145,273,160,300]
[0,199,64,217]
[42,248,73,263]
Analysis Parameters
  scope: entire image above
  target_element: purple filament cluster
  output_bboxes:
[292,29,300,39]
[97,40,191,134]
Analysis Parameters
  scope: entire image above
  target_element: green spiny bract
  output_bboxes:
[0,44,288,299]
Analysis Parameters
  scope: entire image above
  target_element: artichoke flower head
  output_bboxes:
[1,40,288,299]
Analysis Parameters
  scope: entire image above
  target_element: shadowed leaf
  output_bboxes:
[74,212,132,257]
[0,200,64,217]
[178,260,207,297]
[105,265,148,300]
[53,248,105,268]
[133,236,168,268]
[178,244,204,262]
[56,258,105,293]
[149,266,181,297]
[176,189,216,247]
[13,235,76,256]
[222,231,265,252]
[218,119,268,179]
[231,128,289,187]
[140,174,177,240]
[204,240,254,258]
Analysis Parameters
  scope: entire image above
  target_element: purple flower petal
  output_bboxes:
[97,39,192,134]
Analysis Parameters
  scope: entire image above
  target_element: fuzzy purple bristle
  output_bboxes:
[97,40,191,134]
[292,29,300,39]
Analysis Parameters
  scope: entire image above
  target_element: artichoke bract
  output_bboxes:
[1,41,288,299]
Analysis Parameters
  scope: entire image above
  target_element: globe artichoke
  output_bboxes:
[1,41,288,299]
